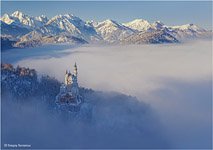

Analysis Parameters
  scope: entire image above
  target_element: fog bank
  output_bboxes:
[2,40,212,148]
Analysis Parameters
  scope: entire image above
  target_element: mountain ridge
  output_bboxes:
[1,11,211,49]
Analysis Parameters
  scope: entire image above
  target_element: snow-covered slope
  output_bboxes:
[1,11,48,29]
[124,19,211,41]
[167,24,211,40]
[45,14,102,42]
[94,19,135,43]
[123,19,153,31]
[15,33,88,48]
[1,10,211,49]
[123,19,166,32]
[1,20,32,39]
[121,30,179,44]
[170,23,206,32]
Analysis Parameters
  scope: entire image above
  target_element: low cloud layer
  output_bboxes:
[12,41,211,95]
[2,91,169,149]
[2,40,212,148]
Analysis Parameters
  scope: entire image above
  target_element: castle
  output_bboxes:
[56,63,83,111]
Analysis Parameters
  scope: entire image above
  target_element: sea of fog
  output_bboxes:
[1,40,212,148]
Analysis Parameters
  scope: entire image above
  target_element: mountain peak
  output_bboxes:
[2,13,10,18]
[11,10,27,18]
[183,24,205,31]
[47,13,83,27]
[12,10,23,15]
[35,15,48,21]
[86,20,98,27]
[97,19,122,28]
[171,23,205,32]
[1,10,49,29]
[48,14,81,24]
[1,13,15,25]
[131,19,149,23]
[154,21,164,25]
[152,21,165,29]
[123,19,151,31]
[52,13,77,19]
[104,19,118,24]
[64,13,75,18]
[1,11,209,48]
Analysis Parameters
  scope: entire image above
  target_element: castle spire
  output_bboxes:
[74,62,78,76]
[65,70,68,85]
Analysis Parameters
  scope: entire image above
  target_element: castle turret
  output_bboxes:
[67,71,73,84]
[74,62,78,77]
[64,63,78,86]
[56,63,82,112]
[65,70,68,85]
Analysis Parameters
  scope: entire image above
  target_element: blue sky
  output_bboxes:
[1,1,212,29]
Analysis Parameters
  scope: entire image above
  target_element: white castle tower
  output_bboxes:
[64,62,78,86]
[56,63,82,111]
[74,62,78,77]
[64,70,68,85]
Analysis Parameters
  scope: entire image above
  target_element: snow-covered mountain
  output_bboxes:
[14,13,102,45]
[1,11,48,29]
[45,14,102,42]
[1,11,211,49]
[93,19,135,43]
[15,32,88,48]
[167,24,210,40]
[123,19,211,41]
[121,30,179,44]
[123,19,153,31]
[1,20,31,39]
[170,23,206,32]
[123,19,165,32]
